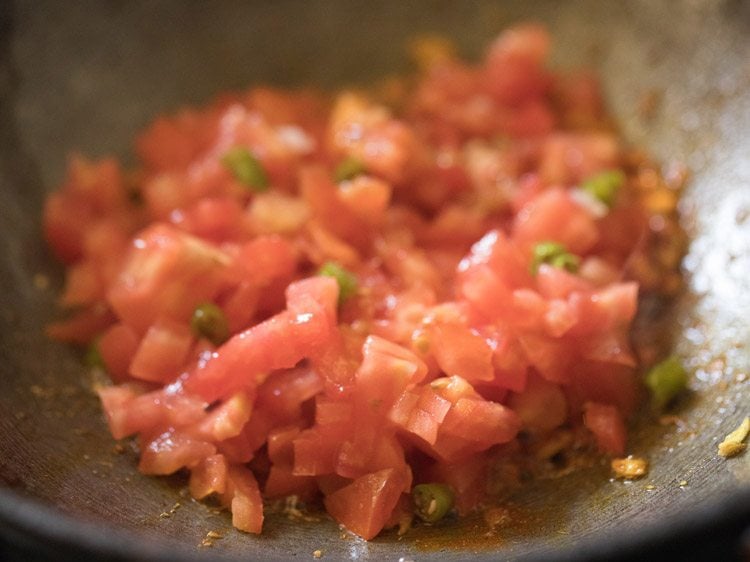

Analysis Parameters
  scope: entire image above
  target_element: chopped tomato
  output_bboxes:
[323,468,410,540]
[583,401,627,456]
[43,22,678,542]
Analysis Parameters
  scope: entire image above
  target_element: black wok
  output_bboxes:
[1,1,749,560]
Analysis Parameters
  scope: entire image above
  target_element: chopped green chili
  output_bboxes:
[221,146,269,192]
[531,241,580,275]
[318,261,358,304]
[581,169,626,207]
[412,483,455,523]
[645,356,688,409]
[190,302,230,346]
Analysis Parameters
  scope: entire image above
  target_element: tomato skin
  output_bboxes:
[323,467,410,540]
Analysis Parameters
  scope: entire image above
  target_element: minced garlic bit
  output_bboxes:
[199,530,222,548]
[206,531,222,539]
[611,456,649,479]
[313,549,323,559]
[718,417,750,458]
[159,502,181,518]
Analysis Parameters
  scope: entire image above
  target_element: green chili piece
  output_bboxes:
[412,483,455,523]
[531,241,580,275]
[191,303,230,346]
[333,156,366,183]
[318,261,358,304]
[221,146,269,192]
[581,169,626,207]
[645,356,688,409]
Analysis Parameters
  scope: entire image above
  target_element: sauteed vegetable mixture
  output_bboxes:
[43,25,685,539]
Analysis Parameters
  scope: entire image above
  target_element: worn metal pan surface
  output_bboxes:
[1,1,749,560]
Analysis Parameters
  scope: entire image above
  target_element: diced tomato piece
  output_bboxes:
[256,367,323,424]
[59,261,104,307]
[535,264,594,300]
[129,317,193,383]
[232,235,297,286]
[424,453,489,515]
[568,282,638,336]
[300,165,371,251]
[264,465,318,500]
[517,334,574,384]
[136,109,221,171]
[185,277,337,402]
[430,322,494,383]
[512,188,599,255]
[189,453,228,499]
[98,323,140,382]
[138,429,216,475]
[221,281,260,333]
[323,467,410,540]
[267,425,302,465]
[107,224,231,334]
[567,361,641,418]
[196,390,254,441]
[354,335,428,417]
[98,384,206,440]
[328,93,418,185]
[484,24,550,106]
[389,385,451,446]
[46,306,115,344]
[315,397,355,426]
[223,465,264,534]
[440,398,520,444]
[507,375,568,433]
[539,133,619,186]
[485,328,529,393]
[293,425,344,477]
[216,426,257,464]
[178,196,244,241]
[582,402,627,456]
[337,175,392,226]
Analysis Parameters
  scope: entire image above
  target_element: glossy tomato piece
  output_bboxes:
[107,224,231,334]
[185,277,337,402]
[583,401,627,456]
[323,467,410,540]
[189,453,228,499]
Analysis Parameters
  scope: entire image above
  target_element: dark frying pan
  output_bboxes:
[1,1,749,560]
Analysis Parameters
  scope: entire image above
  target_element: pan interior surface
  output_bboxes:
[1,1,749,560]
